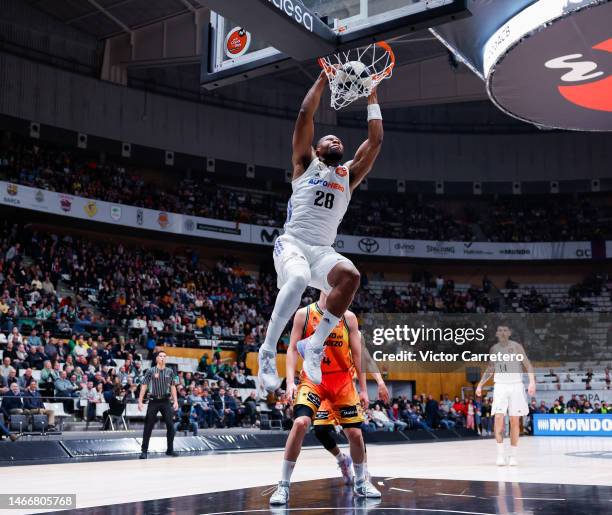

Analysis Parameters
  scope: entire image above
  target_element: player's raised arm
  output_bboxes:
[285,308,307,400]
[348,88,384,192]
[292,71,328,180]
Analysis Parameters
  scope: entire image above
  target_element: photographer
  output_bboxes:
[175,399,198,436]
[102,385,126,430]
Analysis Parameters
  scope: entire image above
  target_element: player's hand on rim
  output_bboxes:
[475,385,482,397]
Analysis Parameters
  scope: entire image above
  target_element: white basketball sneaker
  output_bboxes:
[301,336,323,385]
[496,455,507,466]
[269,481,290,505]
[508,456,518,466]
[258,349,281,392]
[354,479,382,498]
[338,454,354,485]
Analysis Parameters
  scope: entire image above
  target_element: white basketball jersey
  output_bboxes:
[493,340,524,384]
[283,158,351,246]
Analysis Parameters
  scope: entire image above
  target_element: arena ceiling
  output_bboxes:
[20,0,530,132]
[26,0,203,39]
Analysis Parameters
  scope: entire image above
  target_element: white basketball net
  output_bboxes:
[319,42,395,110]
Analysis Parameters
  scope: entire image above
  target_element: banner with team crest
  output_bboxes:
[0,181,601,261]
[0,181,251,243]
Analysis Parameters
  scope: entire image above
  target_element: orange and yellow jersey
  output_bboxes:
[302,302,353,374]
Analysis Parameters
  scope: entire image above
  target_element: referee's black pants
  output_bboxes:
[142,398,175,452]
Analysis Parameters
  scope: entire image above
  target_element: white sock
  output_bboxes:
[496,443,505,456]
[335,452,346,464]
[354,462,366,482]
[510,446,518,457]
[311,310,341,351]
[281,460,296,483]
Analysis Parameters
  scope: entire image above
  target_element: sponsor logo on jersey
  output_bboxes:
[308,178,345,193]
[335,166,348,177]
[339,406,358,419]
[306,392,321,408]
[323,339,344,347]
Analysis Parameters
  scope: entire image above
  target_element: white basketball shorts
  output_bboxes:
[272,233,353,294]
[491,383,529,417]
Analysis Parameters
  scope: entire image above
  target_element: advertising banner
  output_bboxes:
[0,181,598,261]
[433,0,612,131]
[534,414,612,436]
[0,181,251,244]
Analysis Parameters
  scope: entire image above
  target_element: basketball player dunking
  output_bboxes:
[269,292,380,505]
[476,324,536,466]
[258,70,384,391]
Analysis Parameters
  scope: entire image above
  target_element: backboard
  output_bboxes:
[201,0,469,89]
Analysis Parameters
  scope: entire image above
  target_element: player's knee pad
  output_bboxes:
[314,425,338,451]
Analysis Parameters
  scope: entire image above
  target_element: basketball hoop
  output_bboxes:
[318,42,395,110]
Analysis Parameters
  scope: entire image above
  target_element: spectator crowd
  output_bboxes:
[2,137,611,242]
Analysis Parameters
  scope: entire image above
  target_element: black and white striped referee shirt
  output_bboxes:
[142,366,176,398]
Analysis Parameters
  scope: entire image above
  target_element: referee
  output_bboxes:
[138,351,179,459]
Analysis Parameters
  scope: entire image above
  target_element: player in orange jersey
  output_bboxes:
[269,293,381,505]
[313,352,389,485]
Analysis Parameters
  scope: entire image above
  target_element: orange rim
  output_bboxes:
[373,41,395,81]
[319,41,395,80]
[318,57,336,76]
